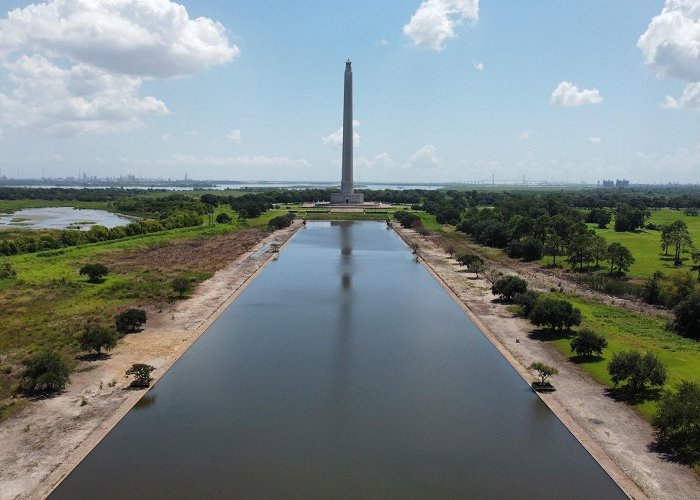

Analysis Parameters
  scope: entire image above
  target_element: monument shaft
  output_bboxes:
[341,61,353,194]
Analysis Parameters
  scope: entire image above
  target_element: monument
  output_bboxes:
[330,60,364,205]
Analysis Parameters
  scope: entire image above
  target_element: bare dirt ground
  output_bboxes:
[0,222,302,500]
[394,223,700,500]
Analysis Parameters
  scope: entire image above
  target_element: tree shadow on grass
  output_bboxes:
[569,354,605,364]
[528,328,573,342]
[605,386,663,406]
[76,352,112,362]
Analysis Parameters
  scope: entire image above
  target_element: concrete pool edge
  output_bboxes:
[389,222,646,500]
[36,221,304,499]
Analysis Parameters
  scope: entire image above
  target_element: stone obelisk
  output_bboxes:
[331,60,364,204]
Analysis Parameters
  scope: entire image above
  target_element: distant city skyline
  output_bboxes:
[0,0,698,184]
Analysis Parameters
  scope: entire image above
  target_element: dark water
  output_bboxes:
[51,221,624,499]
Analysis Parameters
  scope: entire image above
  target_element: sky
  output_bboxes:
[0,0,698,184]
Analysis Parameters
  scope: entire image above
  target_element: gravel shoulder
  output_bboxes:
[393,223,700,500]
[0,222,302,500]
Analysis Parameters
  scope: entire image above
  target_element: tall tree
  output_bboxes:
[661,220,693,266]
[607,242,635,276]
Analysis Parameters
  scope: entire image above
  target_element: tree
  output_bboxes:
[607,242,635,276]
[79,263,109,283]
[567,231,594,271]
[79,324,118,355]
[607,351,667,393]
[125,363,156,387]
[116,308,147,334]
[492,275,528,301]
[172,275,192,297]
[21,351,70,394]
[514,290,539,317]
[529,297,582,332]
[521,237,544,261]
[652,381,700,462]
[693,250,700,281]
[0,261,16,279]
[591,235,608,269]
[216,212,232,224]
[528,361,559,386]
[445,242,457,258]
[457,253,485,277]
[570,329,608,357]
[672,291,700,339]
[661,220,693,266]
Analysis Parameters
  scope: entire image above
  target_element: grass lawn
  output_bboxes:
[592,208,700,279]
[544,293,700,418]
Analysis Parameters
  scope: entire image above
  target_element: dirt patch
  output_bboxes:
[0,222,302,500]
[395,223,699,500]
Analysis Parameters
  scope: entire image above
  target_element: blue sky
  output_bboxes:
[0,0,698,184]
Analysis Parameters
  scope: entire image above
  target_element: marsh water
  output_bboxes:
[51,221,624,499]
[0,207,132,230]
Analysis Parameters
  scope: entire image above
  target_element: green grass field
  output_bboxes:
[543,293,700,418]
[591,209,700,279]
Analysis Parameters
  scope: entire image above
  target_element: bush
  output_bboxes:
[21,351,70,394]
[491,275,528,301]
[116,308,147,334]
[652,381,700,463]
[608,351,667,393]
[172,276,192,297]
[528,361,559,386]
[216,212,232,224]
[0,261,17,279]
[79,324,118,355]
[521,237,544,261]
[514,290,539,317]
[529,297,582,332]
[672,291,700,338]
[125,363,156,387]
[79,263,109,283]
[267,213,294,230]
[570,329,608,357]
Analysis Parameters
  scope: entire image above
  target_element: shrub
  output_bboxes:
[79,263,109,283]
[268,213,295,230]
[652,381,700,463]
[172,276,192,298]
[608,351,667,393]
[570,329,608,357]
[521,237,544,261]
[116,308,148,334]
[672,291,700,338]
[529,297,582,332]
[21,351,70,394]
[0,261,17,279]
[78,324,118,355]
[216,212,232,224]
[492,275,528,301]
[125,363,156,387]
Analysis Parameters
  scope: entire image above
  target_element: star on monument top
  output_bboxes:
[346,59,352,67]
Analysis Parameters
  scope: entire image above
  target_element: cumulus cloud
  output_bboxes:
[589,136,602,144]
[403,0,479,51]
[0,0,237,134]
[226,129,242,145]
[170,154,311,168]
[408,144,441,168]
[321,120,360,147]
[549,81,602,107]
[663,82,700,110]
[376,38,389,47]
[474,62,484,71]
[518,130,530,141]
[357,153,396,169]
[638,0,700,82]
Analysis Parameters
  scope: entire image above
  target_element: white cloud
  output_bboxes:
[357,153,396,169]
[408,144,441,168]
[171,154,311,168]
[663,82,700,110]
[474,62,484,71]
[403,0,479,51]
[638,0,700,82]
[226,129,242,145]
[635,143,700,181]
[549,81,602,107]
[321,120,360,147]
[518,130,530,141]
[376,38,389,47]
[0,0,237,134]
[588,136,602,144]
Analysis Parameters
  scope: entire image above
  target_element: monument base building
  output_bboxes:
[330,192,364,204]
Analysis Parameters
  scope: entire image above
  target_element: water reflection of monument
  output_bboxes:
[329,221,353,437]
